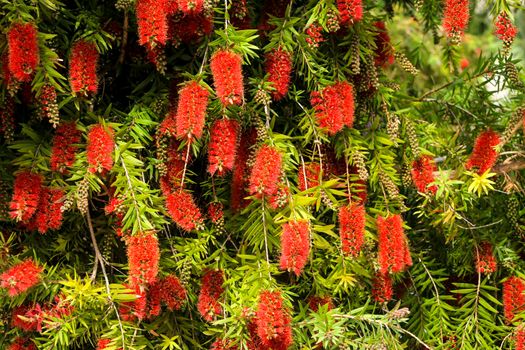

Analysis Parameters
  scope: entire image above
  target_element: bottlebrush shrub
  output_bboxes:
[197,269,224,321]
[7,22,40,82]
[210,49,244,106]
[279,219,310,276]
[165,190,204,231]
[265,48,293,101]
[208,118,240,176]
[0,259,42,296]
[176,81,209,140]
[411,155,437,194]
[338,203,366,257]
[50,122,81,174]
[255,290,293,349]
[465,129,500,174]
[127,232,160,287]
[377,214,412,274]
[248,144,283,198]
[310,81,355,135]
[9,171,43,222]
[69,40,99,96]
[87,124,115,173]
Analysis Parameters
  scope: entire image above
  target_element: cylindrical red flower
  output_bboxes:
[160,275,187,311]
[256,290,293,349]
[279,220,310,276]
[495,12,518,44]
[411,155,437,194]
[311,81,355,135]
[442,0,470,41]
[265,48,292,101]
[0,259,42,296]
[87,124,115,174]
[208,119,240,176]
[476,241,497,274]
[298,162,322,192]
[377,214,412,274]
[7,22,40,82]
[373,22,394,67]
[8,337,37,350]
[372,271,393,303]
[69,40,99,96]
[211,338,238,350]
[465,129,500,174]
[178,0,204,14]
[169,12,214,45]
[337,0,363,26]
[248,145,283,198]
[9,171,43,222]
[50,122,81,174]
[119,283,148,321]
[27,187,64,234]
[136,0,169,47]
[175,81,209,140]
[210,50,244,106]
[516,326,525,350]
[11,305,41,332]
[127,232,160,287]
[305,23,324,48]
[197,269,224,321]
[208,202,224,224]
[231,128,257,212]
[307,295,334,312]
[166,190,203,231]
[503,276,525,323]
[338,203,366,257]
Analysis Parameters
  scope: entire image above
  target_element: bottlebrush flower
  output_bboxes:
[136,0,169,47]
[305,23,324,48]
[337,0,363,26]
[197,270,224,321]
[210,50,244,106]
[298,162,322,191]
[311,81,355,135]
[7,22,40,82]
[1,259,42,296]
[308,296,334,312]
[265,48,292,101]
[268,183,290,210]
[160,275,187,311]
[279,220,310,276]
[38,84,59,126]
[248,145,283,198]
[8,337,36,350]
[166,190,204,231]
[119,284,148,321]
[69,40,99,96]
[411,156,437,194]
[256,290,293,349]
[516,326,525,350]
[176,81,209,140]
[465,129,500,174]
[127,232,160,286]
[476,241,497,274]
[9,171,43,222]
[87,124,115,174]
[208,119,240,176]
[372,271,393,303]
[178,0,204,14]
[373,22,394,67]
[377,214,412,274]
[97,339,111,350]
[159,146,188,196]
[339,203,366,257]
[503,276,525,323]
[211,338,238,350]
[231,0,250,29]
[460,57,470,70]
[27,187,64,234]
[231,128,257,212]
[494,12,517,44]
[208,202,224,224]
[442,0,470,42]
[169,12,214,45]
[11,305,41,331]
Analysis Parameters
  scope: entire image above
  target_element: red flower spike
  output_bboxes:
[197,270,224,321]
[298,162,322,191]
[69,40,99,96]
[169,12,214,45]
[372,271,393,303]
[411,155,438,194]
[442,0,470,41]
[0,259,42,296]
[208,202,224,224]
[279,220,310,276]
[255,290,293,350]
[311,81,355,135]
[503,276,525,323]
[50,122,81,174]
[127,232,160,287]
[265,48,293,101]
[119,284,148,321]
[337,0,363,26]
[308,296,334,312]
[231,128,257,212]
[377,214,412,274]
[11,305,41,332]
[97,339,111,350]
[248,145,283,198]
[9,171,43,222]
[178,0,204,14]
[208,119,240,176]
[136,0,169,47]
[495,12,517,44]
[465,129,500,174]
[27,187,65,234]
[231,0,251,29]
[210,50,244,106]
[166,190,203,231]
[373,22,394,67]
[460,57,470,70]
[175,81,209,140]
[211,338,238,350]
[7,22,40,82]
[87,124,115,174]
[8,337,37,350]
[160,275,187,311]
[516,326,525,350]
[268,183,290,210]
[476,241,497,274]
[305,23,325,48]
[338,203,366,257]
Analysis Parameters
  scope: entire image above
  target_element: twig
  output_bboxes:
[117,11,129,65]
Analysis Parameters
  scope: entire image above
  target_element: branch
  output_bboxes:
[117,11,129,65]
